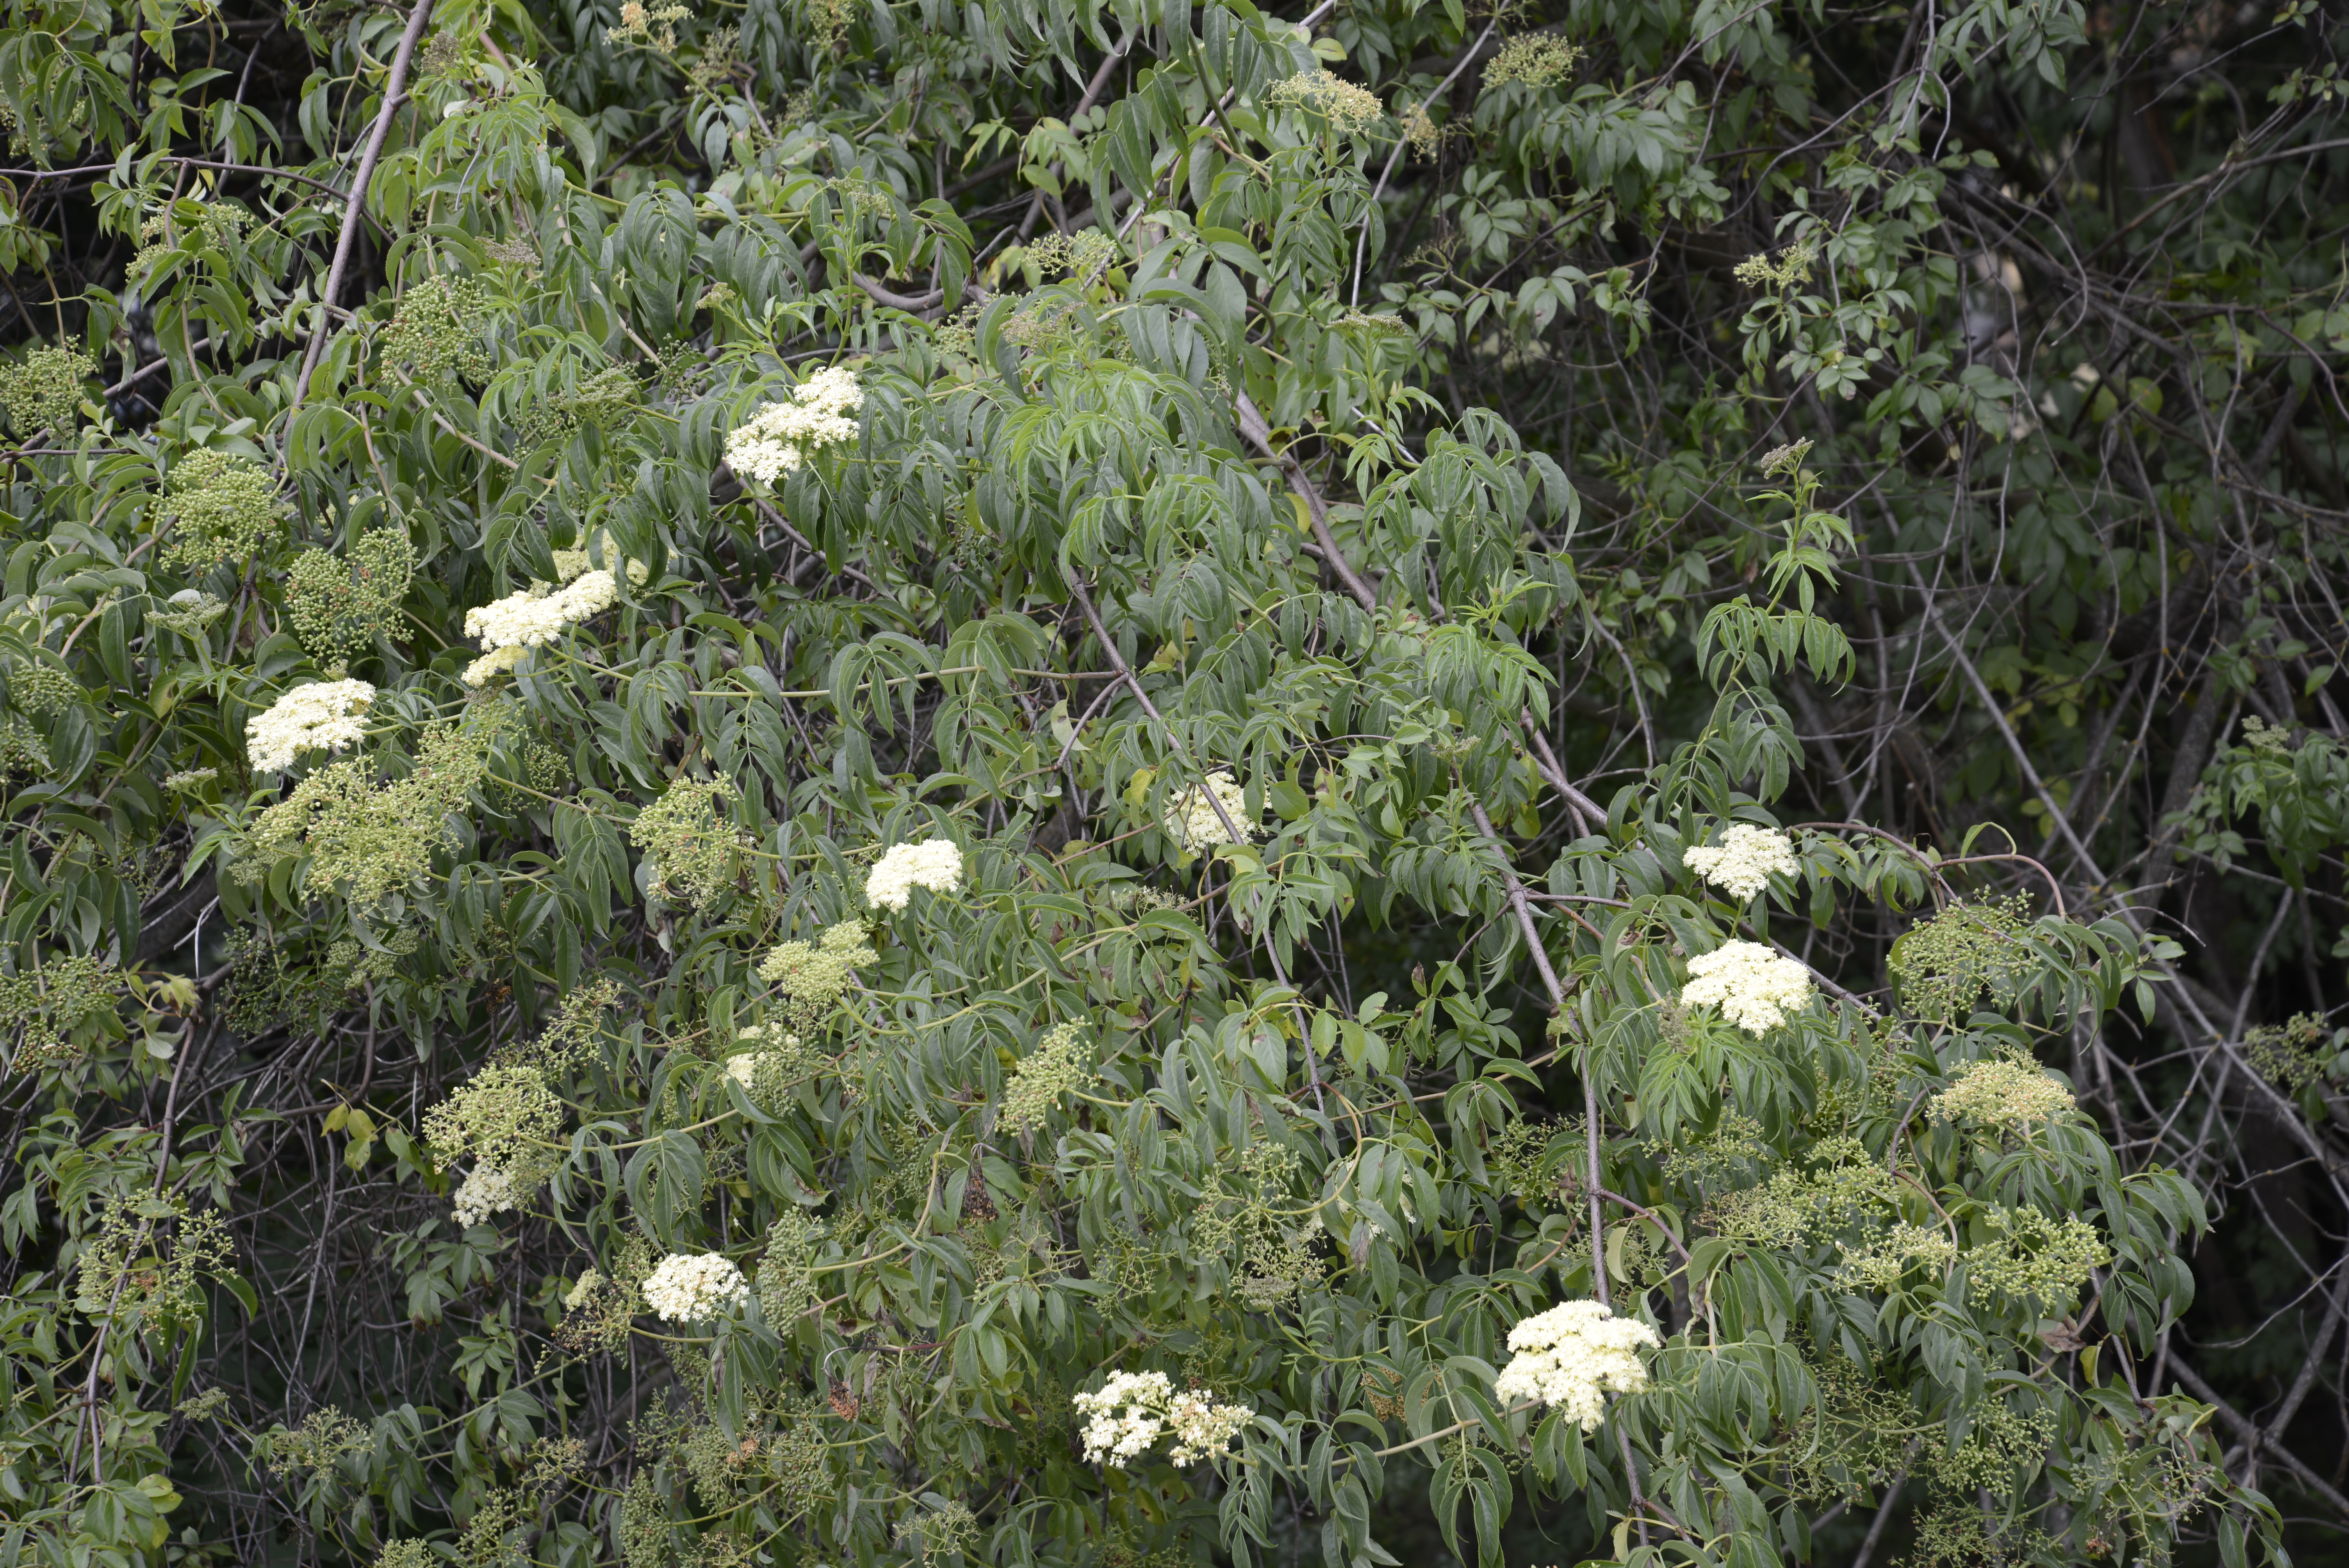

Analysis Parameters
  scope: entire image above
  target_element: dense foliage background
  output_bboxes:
[1,0,2345,1563]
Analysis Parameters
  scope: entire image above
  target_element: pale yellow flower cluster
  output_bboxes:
[1681,823,1799,902]
[1492,1299,1657,1432]
[246,679,375,772]
[641,1251,749,1321]
[464,569,620,653]
[1163,770,1254,850]
[1928,1057,2076,1130]
[1681,940,1814,1034]
[865,838,964,911]
[724,367,863,485]
[1073,1370,1253,1466]
[451,1165,519,1228]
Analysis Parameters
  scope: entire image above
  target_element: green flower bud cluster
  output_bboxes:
[998,1020,1095,1134]
[0,715,47,775]
[1266,69,1386,136]
[727,1019,822,1105]
[285,527,416,663]
[422,1063,566,1190]
[1933,1398,2059,1492]
[756,1209,823,1324]
[1889,894,2033,1019]
[1928,1055,2076,1132]
[239,719,494,907]
[380,274,496,382]
[2243,1012,2344,1094]
[515,365,643,451]
[1484,1116,1572,1210]
[1649,1110,1770,1193]
[1011,228,1118,283]
[481,724,574,817]
[900,1498,978,1564]
[511,976,622,1075]
[1482,35,1585,91]
[757,919,877,1031]
[7,661,80,716]
[162,451,288,573]
[1834,1220,1958,1291]
[1194,1144,1328,1310]
[1707,1143,1901,1250]
[132,200,251,277]
[72,1194,232,1327]
[629,775,743,909]
[0,953,121,1071]
[0,344,94,436]
[1964,1206,2109,1311]
[1733,239,1819,291]
[1780,1348,1915,1504]
[553,1267,637,1354]
[148,590,228,638]
[266,1408,371,1482]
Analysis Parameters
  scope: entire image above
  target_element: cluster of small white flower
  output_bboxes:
[451,1164,519,1228]
[1930,1057,2077,1130]
[564,1269,606,1310]
[463,569,619,653]
[1492,1299,1659,1432]
[1162,770,1255,850]
[640,1251,749,1322]
[723,367,863,485]
[865,838,965,911]
[547,529,647,587]
[1681,823,1799,902]
[1164,1389,1255,1463]
[462,643,531,687]
[1681,940,1815,1034]
[1073,1370,1253,1467]
[247,679,376,772]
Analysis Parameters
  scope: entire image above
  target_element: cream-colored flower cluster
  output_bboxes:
[641,1251,749,1321]
[724,367,863,485]
[1681,824,1799,902]
[547,529,648,588]
[759,919,877,1030]
[1266,69,1385,134]
[865,838,964,911]
[451,1165,519,1228]
[1928,1057,2076,1130]
[1492,1299,1658,1432]
[1681,940,1814,1034]
[1073,1370,1252,1466]
[1000,1021,1094,1135]
[246,679,375,772]
[463,569,619,653]
[1163,770,1254,850]
[462,644,531,686]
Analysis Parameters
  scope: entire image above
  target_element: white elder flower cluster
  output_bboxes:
[247,679,375,772]
[462,643,530,687]
[865,838,965,911]
[723,367,863,484]
[463,569,619,653]
[1163,769,1255,850]
[1073,1370,1253,1466]
[1492,1299,1659,1432]
[1681,940,1816,1034]
[451,1165,519,1228]
[548,529,649,588]
[1681,823,1800,902]
[640,1252,750,1322]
